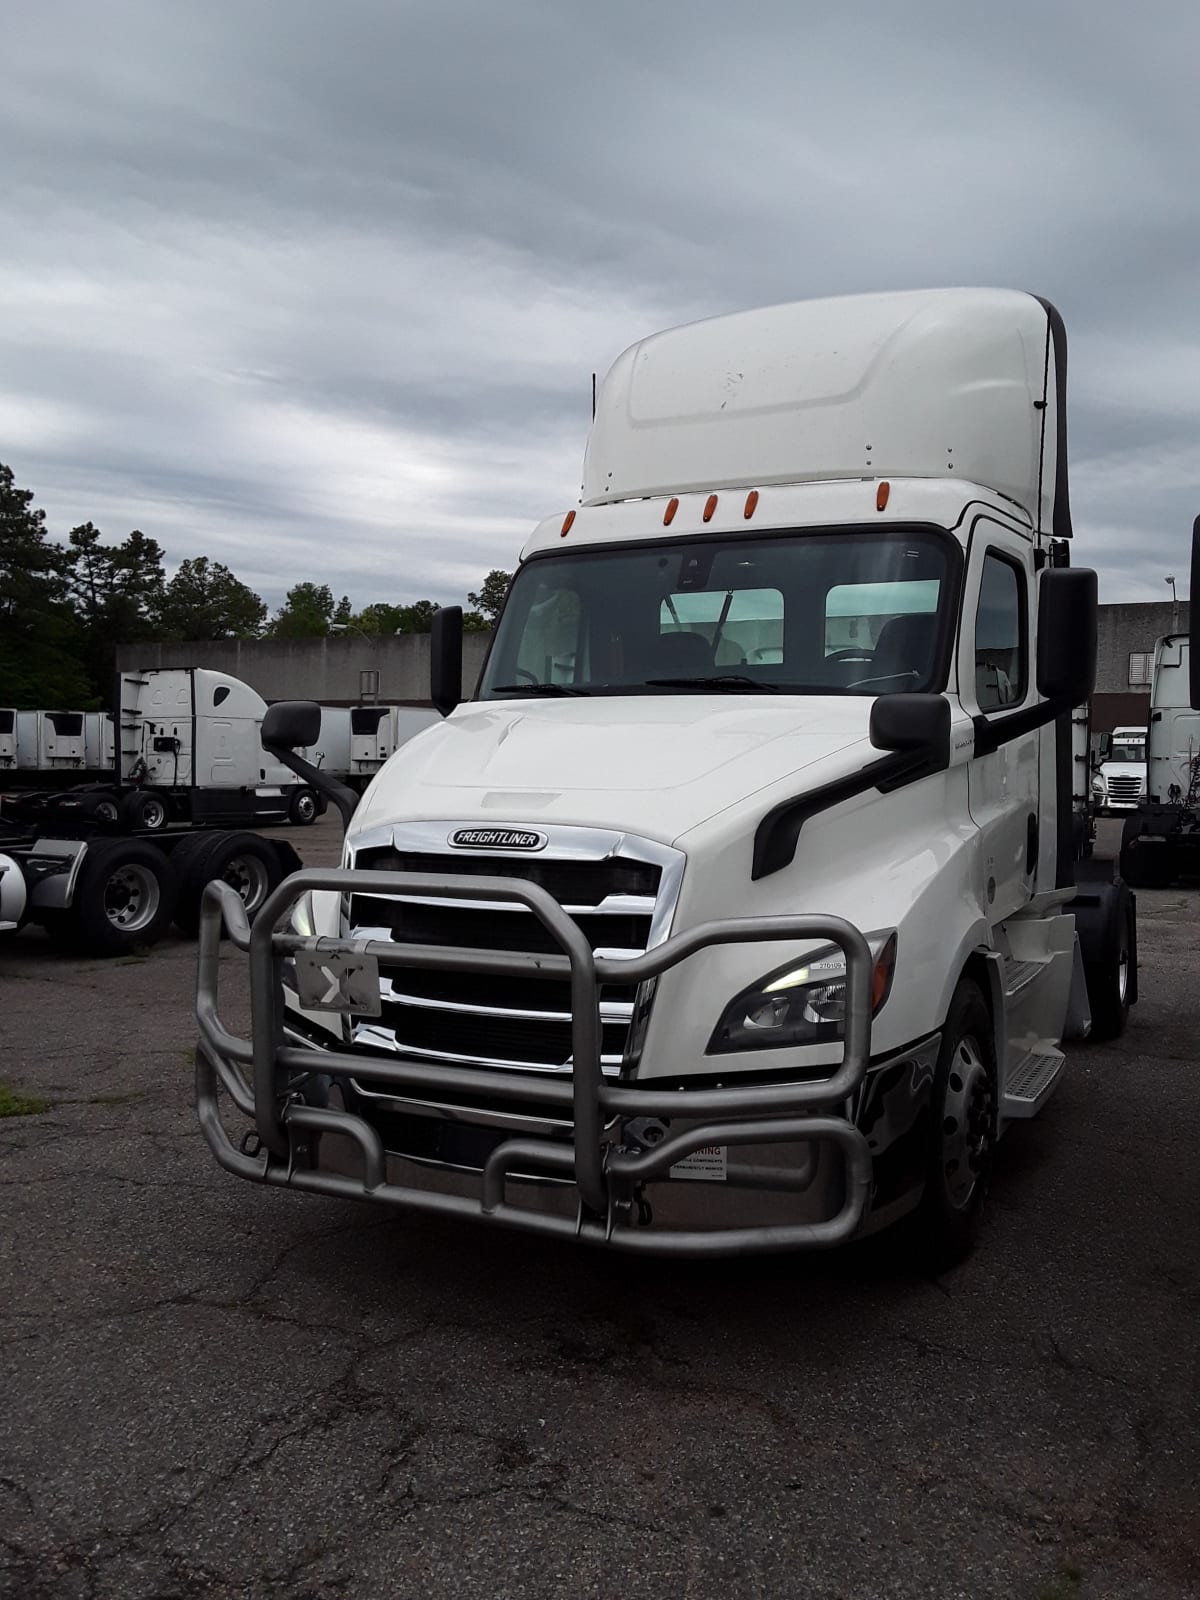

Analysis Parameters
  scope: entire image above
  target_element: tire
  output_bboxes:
[54,839,179,956]
[81,792,122,827]
[1079,880,1134,1042]
[121,789,170,833]
[172,830,285,937]
[287,787,319,826]
[910,980,997,1270]
[1119,817,1171,889]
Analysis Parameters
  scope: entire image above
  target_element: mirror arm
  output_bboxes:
[264,741,359,832]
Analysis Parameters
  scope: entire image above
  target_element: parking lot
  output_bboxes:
[1,816,1197,1599]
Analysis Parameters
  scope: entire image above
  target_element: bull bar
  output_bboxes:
[195,867,876,1256]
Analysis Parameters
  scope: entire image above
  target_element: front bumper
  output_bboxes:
[195,866,878,1257]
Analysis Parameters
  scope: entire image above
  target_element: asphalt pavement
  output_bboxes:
[1,816,1197,1599]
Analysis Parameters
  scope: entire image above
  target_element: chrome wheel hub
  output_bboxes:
[941,1037,994,1212]
[104,864,160,933]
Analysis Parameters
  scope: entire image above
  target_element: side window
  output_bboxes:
[975,553,1026,711]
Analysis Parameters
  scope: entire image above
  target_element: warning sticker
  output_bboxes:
[669,1145,728,1182]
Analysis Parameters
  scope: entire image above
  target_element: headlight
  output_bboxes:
[707,932,896,1055]
[288,890,317,938]
[1091,775,1105,794]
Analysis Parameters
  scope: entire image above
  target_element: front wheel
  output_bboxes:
[910,980,997,1270]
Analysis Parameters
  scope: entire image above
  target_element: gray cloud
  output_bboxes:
[4,0,1199,608]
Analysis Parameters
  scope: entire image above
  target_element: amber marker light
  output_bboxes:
[663,497,679,526]
[876,482,890,512]
[560,510,576,537]
[703,494,718,523]
[744,490,759,519]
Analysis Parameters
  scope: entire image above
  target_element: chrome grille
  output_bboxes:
[346,823,684,1074]
[1106,776,1143,802]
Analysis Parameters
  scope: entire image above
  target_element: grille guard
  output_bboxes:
[195,867,876,1257]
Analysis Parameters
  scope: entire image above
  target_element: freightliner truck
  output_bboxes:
[1120,619,1200,887]
[196,289,1174,1263]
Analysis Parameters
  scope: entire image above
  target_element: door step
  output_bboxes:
[1003,957,1047,999]
[1003,1045,1066,1118]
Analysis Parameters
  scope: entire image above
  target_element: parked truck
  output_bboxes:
[196,288,1168,1263]
[1119,629,1200,887]
[13,710,88,774]
[4,669,321,832]
[1091,725,1148,816]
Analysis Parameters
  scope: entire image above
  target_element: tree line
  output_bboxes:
[0,462,511,709]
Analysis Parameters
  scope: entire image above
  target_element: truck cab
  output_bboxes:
[196,289,1144,1262]
[1093,725,1148,814]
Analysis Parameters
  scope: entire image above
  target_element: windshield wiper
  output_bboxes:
[490,683,591,697]
[643,675,780,693]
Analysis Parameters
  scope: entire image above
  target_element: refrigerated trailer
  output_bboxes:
[13,711,87,773]
[196,289,1176,1263]
[348,705,441,787]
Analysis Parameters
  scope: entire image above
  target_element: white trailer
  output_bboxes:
[199,289,1177,1264]
[1120,633,1200,886]
[13,710,87,773]
[84,712,116,775]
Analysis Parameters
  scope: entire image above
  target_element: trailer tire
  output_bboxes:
[287,787,319,826]
[50,838,179,956]
[121,789,170,833]
[81,792,122,827]
[173,831,285,936]
[1076,878,1135,1042]
[909,980,997,1271]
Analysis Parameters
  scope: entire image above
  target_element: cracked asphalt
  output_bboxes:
[1,817,1197,1599]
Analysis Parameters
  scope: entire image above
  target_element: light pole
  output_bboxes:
[1165,575,1178,633]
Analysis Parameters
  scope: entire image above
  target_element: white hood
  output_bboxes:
[350,695,874,846]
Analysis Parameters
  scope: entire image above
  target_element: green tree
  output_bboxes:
[394,598,438,633]
[67,522,166,697]
[0,463,90,706]
[269,581,335,638]
[332,593,353,626]
[467,569,511,627]
[154,556,267,640]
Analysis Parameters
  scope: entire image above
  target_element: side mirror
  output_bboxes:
[431,606,463,717]
[1036,567,1097,705]
[262,700,358,833]
[869,692,950,756]
[262,700,322,750]
[1190,516,1199,708]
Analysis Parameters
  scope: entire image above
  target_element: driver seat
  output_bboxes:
[869,613,938,687]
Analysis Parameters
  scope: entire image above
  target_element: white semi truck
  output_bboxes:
[196,289,1170,1263]
[1119,627,1200,887]
[5,669,322,832]
[348,705,441,787]
[1091,725,1148,815]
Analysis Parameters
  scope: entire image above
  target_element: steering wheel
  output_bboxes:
[824,649,876,664]
[514,668,539,685]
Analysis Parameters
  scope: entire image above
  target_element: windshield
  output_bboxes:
[479,529,952,699]
[1109,741,1145,763]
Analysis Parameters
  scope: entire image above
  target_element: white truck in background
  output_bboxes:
[4,669,322,832]
[1120,630,1200,886]
[199,289,1183,1264]
[1091,725,1148,815]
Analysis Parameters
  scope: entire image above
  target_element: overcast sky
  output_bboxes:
[4,0,1198,610]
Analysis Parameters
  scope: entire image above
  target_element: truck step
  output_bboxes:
[1003,1045,1066,1119]
[1003,957,1047,999]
